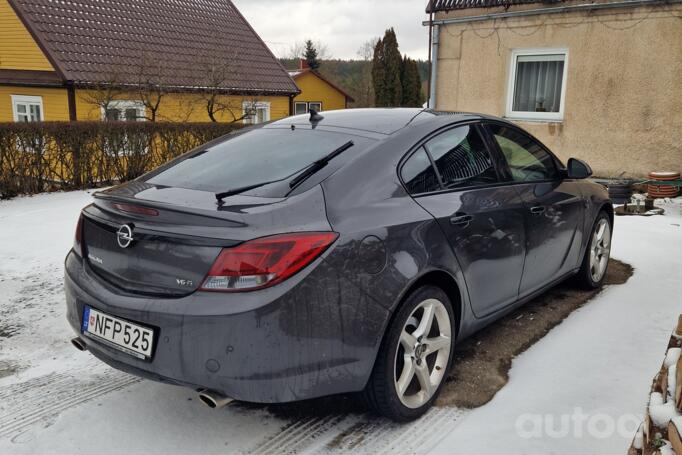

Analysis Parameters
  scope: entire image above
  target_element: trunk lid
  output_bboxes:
[81,182,330,296]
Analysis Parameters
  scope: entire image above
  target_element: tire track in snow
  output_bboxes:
[246,406,467,455]
[248,414,351,455]
[0,366,140,439]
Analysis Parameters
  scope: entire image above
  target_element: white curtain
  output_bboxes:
[512,54,565,113]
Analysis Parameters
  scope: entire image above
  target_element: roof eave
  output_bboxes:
[73,81,300,97]
[0,69,64,87]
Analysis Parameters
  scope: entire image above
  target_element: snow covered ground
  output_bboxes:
[0,190,680,454]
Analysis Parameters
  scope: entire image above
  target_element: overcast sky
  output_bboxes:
[231,0,431,60]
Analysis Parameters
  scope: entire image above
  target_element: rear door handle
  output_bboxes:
[450,214,473,227]
[530,206,546,215]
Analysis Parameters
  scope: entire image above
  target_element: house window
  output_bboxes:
[506,49,568,121]
[294,102,308,115]
[11,95,43,122]
[102,101,146,121]
[243,101,271,125]
[294,101,323,115]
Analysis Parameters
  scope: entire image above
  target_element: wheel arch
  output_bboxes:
[600,202,614,226]
[398,269,464,338]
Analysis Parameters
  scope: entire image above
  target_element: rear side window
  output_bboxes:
[424,125,499,189]
[488,124,558,182]
[401,147,440,194]
[146,128,374,196]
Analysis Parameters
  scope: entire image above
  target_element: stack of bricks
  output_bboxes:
[629,315,682,454]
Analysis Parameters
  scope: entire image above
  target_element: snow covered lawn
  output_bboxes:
[0,191,680,454]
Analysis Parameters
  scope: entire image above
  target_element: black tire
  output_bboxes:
[575,211,612,289]
[364,285,455,422]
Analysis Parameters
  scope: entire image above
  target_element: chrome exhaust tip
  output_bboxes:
[198,390,234,409]
[71,337,87,352]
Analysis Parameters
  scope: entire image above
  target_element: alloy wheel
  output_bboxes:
[589,218,611,282]
[393,298,452,409]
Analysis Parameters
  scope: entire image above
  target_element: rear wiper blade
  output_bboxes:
[215,180,279,202]
[289,140,354,190]
[216,140,355,201]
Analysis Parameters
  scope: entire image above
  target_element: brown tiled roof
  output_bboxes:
[8,0,299,95]
[427,0,566,12]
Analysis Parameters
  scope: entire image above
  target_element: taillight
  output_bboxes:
[200,232,338,292]
[73,214,84,256]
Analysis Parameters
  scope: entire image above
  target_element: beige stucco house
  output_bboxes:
[425,0,682,178]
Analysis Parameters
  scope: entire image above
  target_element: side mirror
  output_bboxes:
[566,158,593,179]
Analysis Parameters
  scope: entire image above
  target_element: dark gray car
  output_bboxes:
[65,109,613,421]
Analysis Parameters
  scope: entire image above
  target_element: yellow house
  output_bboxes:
[288,60,354,115]
[0,0,299,124]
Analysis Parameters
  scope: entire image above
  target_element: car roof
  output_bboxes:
[269,108,487,135]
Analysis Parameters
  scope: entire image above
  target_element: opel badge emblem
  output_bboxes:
[116,224,134,249]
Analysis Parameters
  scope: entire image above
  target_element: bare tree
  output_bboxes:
[174,97,199,123]
[80,72,124,120]
[355,38,380,107]
[192,56,254,123]
[133,53,170,122]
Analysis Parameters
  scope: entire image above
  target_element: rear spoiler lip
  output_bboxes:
[92,190,282,223]
[81,209,243,248]
[89,184,334,244]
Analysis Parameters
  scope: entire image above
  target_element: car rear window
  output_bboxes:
[146,127,375,195]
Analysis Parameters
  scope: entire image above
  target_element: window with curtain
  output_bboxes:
[507,50,567,121]
[102,101,146,122]
[243,102,271,125]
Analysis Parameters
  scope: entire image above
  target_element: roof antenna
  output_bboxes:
[309,108,324,124]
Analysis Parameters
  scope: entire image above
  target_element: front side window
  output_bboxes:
[243,102,271,125]
[424,125,499,190]
[103,101,145,121]
[506,49,567,121]
[489,124,558,182]
[401,147,440,195]
[11,95,43,122]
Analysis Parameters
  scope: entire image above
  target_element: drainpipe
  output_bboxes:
[66,82,77,121]
[428,24,440,110]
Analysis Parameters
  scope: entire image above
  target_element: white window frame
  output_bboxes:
[505,48,569,122]
[101,100,146,122]
[242,101,271,125]
[11,95,44,122]
[294,101,323,116]
[308,101,323,113]
[294,102,308,115]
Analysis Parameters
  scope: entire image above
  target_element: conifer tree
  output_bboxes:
[304,40,320,70]
[372,38,386,106]
[381,28,402,106]
[401,56,424,107]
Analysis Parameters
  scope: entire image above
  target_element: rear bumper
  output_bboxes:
[64,250,387,403]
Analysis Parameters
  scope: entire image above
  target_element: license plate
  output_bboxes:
[82,306,154,360]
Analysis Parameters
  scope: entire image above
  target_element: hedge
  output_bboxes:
[0,122,240,198]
